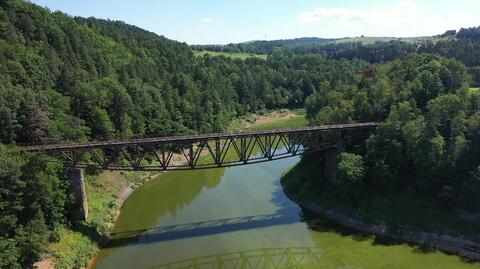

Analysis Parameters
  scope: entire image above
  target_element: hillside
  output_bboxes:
[193,28,480,86]
[0,3,368,266]
[1,1,480,268]
[0,0,369,146]
[333,35,433,44]
[244,37,334,46]
[192,35,434,54]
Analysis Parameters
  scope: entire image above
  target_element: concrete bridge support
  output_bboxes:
[69,168,88,221]
[324,146,342,184]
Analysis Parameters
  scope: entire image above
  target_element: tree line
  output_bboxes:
[1,0,479,268]
[0,0,369,145]
[0,1,366,267]
[195,28,480,85]
[305,53,480,211]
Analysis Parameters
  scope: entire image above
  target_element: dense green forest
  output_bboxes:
[0,0,368,144]
[195,27,480,85]
[283,53,480,242]
[304,53,480,208]
[0,1,365,267]
[0,0,479,268]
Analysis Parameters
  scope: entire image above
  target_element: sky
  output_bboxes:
[30,0,480,45]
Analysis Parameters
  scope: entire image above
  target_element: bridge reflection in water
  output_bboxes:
[151,247,322,269]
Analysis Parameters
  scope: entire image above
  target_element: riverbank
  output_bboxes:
[36,109,307,269]
[35,170,157,269]
[280,156,480,261]
[46,153,211,269]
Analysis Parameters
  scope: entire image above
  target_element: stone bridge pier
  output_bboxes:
[323,145,344,184]
[69,168,88,222]
[20,123,377,220]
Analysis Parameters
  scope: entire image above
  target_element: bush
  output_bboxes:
[337,152,366,199]
[51,228,98,269]
[0,237,20,269]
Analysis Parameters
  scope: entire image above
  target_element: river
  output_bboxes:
[91,153,479,269]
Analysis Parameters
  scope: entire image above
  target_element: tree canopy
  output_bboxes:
[0,1,479,267]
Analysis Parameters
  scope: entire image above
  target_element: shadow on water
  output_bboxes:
[107,212,299,248]
[94,152,480,268]
[300,209,372,241]
[107,173,302,248]
[300,208,480,264]
[148,247,323,269]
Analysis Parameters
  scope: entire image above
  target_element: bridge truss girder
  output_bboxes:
[41,126,374,171]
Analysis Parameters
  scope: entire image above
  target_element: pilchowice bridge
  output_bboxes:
[21,122,378,221]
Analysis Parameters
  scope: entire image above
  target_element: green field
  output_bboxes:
[194,50,267,60]
[470,87,480,94]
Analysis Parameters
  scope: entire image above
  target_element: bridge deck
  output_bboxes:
[22,122,378,151]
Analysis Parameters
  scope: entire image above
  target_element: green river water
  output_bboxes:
[91,154,480,269]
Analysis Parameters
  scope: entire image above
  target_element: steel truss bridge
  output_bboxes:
[152,247,323,269]
[22,123,378,171]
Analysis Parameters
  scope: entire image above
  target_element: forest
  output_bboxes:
[0,0,479,268]
[195,27,480,85]
[304,53,480,208]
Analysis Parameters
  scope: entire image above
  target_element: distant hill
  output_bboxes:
[192,37,334,55]
[333,36,434,45]
[256,36,435,46]
[191,34,444,54]
[191,28,480,86]
[242,37,335,47]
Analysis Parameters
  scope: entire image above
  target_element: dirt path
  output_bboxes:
[34,258,55,269]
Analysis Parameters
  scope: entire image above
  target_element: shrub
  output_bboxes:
[337,152,366,199]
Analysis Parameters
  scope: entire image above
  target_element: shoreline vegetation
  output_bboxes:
[36,109,306,269]
[4,2,480,268]
[37,108,480,268]
[29,97,480,267]
[280,155,480,262]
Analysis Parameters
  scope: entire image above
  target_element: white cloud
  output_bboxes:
[202,18,214,23]
[297,1,480,37]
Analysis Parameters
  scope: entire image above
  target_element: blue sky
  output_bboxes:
[30,0,480,44]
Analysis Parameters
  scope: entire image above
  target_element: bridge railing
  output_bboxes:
[20,123,378,171]
[21,122,378,151]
